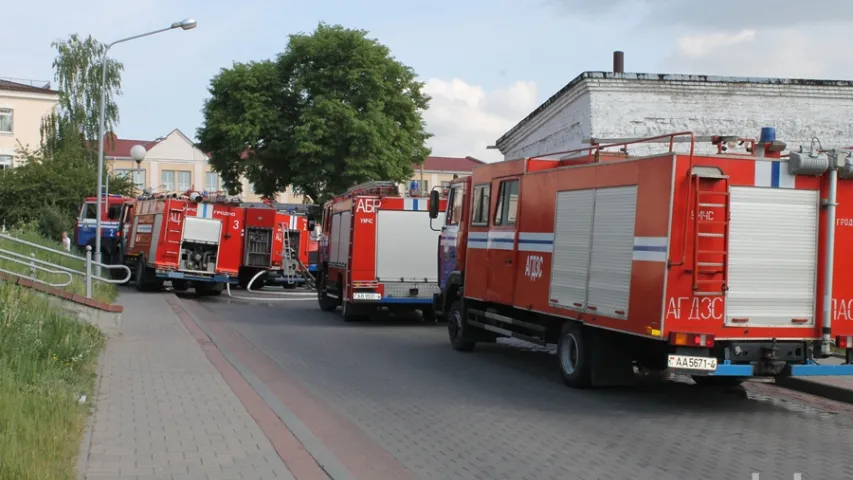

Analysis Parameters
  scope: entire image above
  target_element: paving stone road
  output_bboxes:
[191,296,853,480]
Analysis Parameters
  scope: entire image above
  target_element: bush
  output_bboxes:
[0,282,105,479]
[37,204,70,242]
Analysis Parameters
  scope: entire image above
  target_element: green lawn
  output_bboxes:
[0,281,105,480]
[0,232,118,304]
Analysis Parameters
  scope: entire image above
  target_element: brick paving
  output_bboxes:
[79,291,298,480]
[196,298,853,480]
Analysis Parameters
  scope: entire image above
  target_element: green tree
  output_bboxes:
[196,23,432,202]
[50,33,124,142]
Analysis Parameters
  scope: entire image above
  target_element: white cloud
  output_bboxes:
[675,30,755,58]
[664,27,853,79]
[422,78,539,162]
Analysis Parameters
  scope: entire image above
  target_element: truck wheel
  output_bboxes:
[172,280,189,292]
[447,301,475,351]
[692,376,744,387]
[341,301,366,322]
[558,322,592,388]
[134,260,149,292]
[317,274,338,312]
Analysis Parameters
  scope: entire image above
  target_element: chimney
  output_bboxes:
[613,51,624,74]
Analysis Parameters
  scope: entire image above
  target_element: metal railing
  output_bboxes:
[0,233,131,299]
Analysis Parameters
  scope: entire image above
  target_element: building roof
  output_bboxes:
[495,70,853,150]
[102,133,163,158]
[0,78,59,95]
[416,156,485,172]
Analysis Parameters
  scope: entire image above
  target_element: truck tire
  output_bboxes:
[341,301,367,322]
[317,274,338,312]
[135,260,149,292]
[447,300,475,352]
[558,322,592,388]
[172,280,189,292]
[421,307,438,323]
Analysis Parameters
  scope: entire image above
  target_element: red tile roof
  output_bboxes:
[99,133,162,158]
[416,156,485,172]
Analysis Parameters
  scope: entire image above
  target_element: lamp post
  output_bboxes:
[93,18,197,270]
[130,144,147,197]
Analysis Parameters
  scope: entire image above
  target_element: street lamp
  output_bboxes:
[93,18,197,269]
[130,145,147,196]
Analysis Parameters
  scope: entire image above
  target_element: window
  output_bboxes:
[417,180,429,192]
[177,171,192,191]
[0,109,12,133]
[493,179,520,226]
[161,170,175,191]
[447,184,466,226]
[470,184,491,225]
[80,202,97,220]
[107,203,122,220]
[440,181,451,189]
[114,168,145,190]
[205,172,220,192]
[0,154,12,170]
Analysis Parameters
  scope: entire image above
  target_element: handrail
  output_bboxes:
[0,251,74,287]
[526,131,698,268]
[0,234,131,299]
[527,131,697,162]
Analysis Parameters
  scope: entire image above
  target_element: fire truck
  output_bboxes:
[124,191,244,294]
[316,181,448,321]
[74,194,130,263]
[240,208,315,289]
[428,128,853,388]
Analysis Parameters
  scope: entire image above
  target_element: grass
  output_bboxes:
[0,232,117,304]
[0,281,105,480]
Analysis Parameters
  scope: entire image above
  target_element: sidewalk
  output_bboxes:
[79,291,297,480]
[775,355,853,405]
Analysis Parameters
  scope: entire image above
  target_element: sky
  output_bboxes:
[5,0,853,162]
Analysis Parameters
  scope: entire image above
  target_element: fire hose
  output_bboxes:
[224,268,316,302]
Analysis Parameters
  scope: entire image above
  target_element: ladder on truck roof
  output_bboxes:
[344,181,400,198]
[691,166,730,297]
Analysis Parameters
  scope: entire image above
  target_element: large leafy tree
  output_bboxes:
[197,23,432,202]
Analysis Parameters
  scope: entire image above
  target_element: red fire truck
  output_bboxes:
[124,192,244,294]
[428,128,853,388]
[317,181,448,321]
[240,208,314,289]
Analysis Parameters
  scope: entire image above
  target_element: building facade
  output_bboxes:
[0,78,59,169]
[107,130,484,204]
[495,68,853,160]
[105,129,279,203]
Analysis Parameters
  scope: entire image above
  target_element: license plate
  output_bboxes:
[353,292,381,300]
[667,354,718,372]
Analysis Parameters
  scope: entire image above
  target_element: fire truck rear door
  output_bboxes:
[485,178,520,303]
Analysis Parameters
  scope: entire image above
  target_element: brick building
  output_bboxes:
[494,52,853,159]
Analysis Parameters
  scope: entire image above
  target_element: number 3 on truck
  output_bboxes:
[525,255,544,281]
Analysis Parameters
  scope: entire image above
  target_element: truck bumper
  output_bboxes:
[155,270,236,284]
[696,359,853,377]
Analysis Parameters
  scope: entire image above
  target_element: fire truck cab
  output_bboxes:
[317,181,447,321]
[124,192,244,294]
[429,129,853,388]
[74,194,129,263]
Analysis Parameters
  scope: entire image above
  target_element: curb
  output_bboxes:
[775,376,853,406]
[170,294,353,480]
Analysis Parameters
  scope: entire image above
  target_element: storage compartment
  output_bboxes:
[376,210,445,282]
[244,227,273,267]
[726,186,819,327]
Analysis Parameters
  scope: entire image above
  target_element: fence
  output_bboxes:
[0,233,131,298]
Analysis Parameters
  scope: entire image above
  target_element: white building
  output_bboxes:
[494,53,853,159]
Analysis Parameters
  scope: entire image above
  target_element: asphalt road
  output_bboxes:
[192,294,853,480]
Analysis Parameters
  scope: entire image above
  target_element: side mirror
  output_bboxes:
[428,190,440,219]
